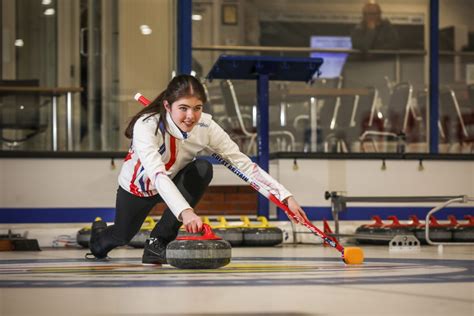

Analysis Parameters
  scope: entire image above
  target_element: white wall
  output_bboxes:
[1,158,472,208]
[276,159,474,207]
[0,158,251,208]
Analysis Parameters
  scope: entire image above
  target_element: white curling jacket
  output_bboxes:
[118,111,292,220]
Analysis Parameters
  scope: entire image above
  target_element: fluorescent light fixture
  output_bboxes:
[192,14,202,21]
[252,105,257,127]
[280,102,287,126]
[14,39,24,47]
[44,8,55,15]
[42,0,52,5]
[140,25,152,35]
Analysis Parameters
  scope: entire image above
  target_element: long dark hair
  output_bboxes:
[125,74,207,139]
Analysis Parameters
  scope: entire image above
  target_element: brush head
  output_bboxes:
[343,247,364,264]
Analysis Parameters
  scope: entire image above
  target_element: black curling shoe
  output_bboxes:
[86,219,108,260]
[142,237,168,265]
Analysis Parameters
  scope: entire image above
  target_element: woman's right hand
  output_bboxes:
[180,208,203,233]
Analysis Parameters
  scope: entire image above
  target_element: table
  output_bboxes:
[0,86,83,151]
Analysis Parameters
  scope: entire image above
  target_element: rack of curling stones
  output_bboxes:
[240,216,284,246]
[167,223,232,269]
[128,216,155,248]
[354,214,474,245]
[178,216,284,247]
[213,216,284,247]
[76,217,100,248]
[203,216,244,246]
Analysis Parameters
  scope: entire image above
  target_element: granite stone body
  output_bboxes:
[212,228,244,246]
[452,226,474,242]
[242,227,283,247]
[128,230,151,248]
[166,239,232,269]
[76,229,91,248]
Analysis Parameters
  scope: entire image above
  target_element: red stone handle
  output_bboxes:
[201,223,219,239]
[387,215,402,227]
[176,223,222,241]
[365,215,384,227]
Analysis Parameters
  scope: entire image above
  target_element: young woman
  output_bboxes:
[87,74,308,264]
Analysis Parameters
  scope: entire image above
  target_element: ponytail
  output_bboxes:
[124,90,167,139]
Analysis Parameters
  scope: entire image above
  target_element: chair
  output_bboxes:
[290,77,344,152]
[439,88,473,151]
[319,94,361,152]
[353,87,380,136]
[307,77,344,131]
[220,80,295,155]
[202,81,217,117]
[359,82,414,152]
[468,84,474,109]
[0,79,48,148]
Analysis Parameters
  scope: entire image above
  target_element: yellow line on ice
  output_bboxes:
[22,263,324,274]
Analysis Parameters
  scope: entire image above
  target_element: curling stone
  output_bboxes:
[128,217,155,248]
[242,216,283,247]
[355,216,391,245]
[385,215,415,237]
[414,216,453,244]
[166,224,231,269]
[206,216,243,247]
[76,217,102,248]
[453,215,474,242]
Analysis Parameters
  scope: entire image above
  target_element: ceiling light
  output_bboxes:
[14,39,24,47]
[140,25,152,35]
[44,8,55,16]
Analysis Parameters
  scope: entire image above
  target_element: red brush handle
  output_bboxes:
[268,194,344,252]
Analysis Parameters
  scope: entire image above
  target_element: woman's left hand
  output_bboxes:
[283,196,309,225]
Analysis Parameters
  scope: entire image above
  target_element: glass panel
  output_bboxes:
[0,0,176,152]
[16,0,57,86]
[0,0,57,150]
[438,0,474,154]
[80,0,176,152]
[193,0,429,154]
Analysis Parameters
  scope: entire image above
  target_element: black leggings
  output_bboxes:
[94,159,213,255]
